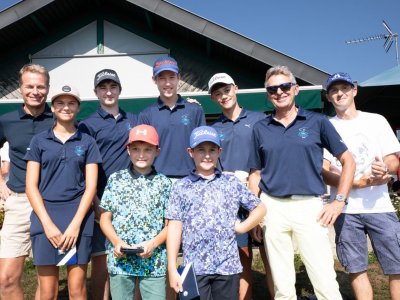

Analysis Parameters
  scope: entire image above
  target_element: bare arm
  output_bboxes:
[26,161,62,248]
[167,220,183,293]
[137,219,169,259]
[318,150,355,226]
[235,202,266,234]
[247,169,264,242]
[59,163,98,251]
[99,210,129,258]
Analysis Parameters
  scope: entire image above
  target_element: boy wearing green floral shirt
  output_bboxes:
[100,124,171,300]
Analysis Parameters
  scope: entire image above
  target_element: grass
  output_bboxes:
[20,251,389,299]
[6,197,400,299]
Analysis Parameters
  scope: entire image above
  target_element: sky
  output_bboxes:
[167,0,400,83]
[1,0,399,83]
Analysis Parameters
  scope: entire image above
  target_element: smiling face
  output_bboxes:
[211,84,239,112]
[51,95,80,123]
[188,141,222,176]
[94,80,121,108]
[153,70,180,103]
[127,141,160,174]
[265,74,299,111]
[20,71,49,110]
[326,81,357,113]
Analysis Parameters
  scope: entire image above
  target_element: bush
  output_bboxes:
[391,195,400,218]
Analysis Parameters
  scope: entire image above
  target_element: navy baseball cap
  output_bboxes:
[153,56,179,77]
[94,69,121,88]
[190,126,221,148]
[326,72,354,92]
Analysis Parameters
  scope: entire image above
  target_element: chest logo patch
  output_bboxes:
[181,115,190,126]
[218,131,225,141]
[74,146,85,156]
[298,127,309,139]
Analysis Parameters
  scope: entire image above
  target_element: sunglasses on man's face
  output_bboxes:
[266,82,296,95]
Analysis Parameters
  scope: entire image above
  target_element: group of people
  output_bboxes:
[0,56,398,300]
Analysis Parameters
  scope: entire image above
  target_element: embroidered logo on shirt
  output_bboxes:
[244,124,251,128]
[74,146,85,156]
[181,115,190,126]
[298,127,309,139]
[126,122,132,131]
[218,131,225,141]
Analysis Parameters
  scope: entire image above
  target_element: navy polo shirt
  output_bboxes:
[24,129,102,201]
[78,107,137,196]
[212,109,266,172]
[138,95,206,177]
[248,107,347,197]
[0,104,54,192]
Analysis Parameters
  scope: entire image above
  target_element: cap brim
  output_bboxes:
[153,67,179,77]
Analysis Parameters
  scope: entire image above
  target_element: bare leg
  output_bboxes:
[0,256,26,300]
[68,264,88,300]
[239,246,253,300]
[259,245,274,299]
[36,265,59,300]
[91,254,109,300]
[349,271,373,300]
[389,274,400,300]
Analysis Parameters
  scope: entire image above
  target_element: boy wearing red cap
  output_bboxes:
[99,125,172,300]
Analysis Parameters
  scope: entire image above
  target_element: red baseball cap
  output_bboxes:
[127,125,159,147]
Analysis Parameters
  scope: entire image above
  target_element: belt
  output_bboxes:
[274,194,320,200]
[11,192,27,197]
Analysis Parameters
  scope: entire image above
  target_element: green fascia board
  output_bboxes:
[0,87,322,119]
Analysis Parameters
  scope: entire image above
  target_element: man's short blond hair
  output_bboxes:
[265,65,296,87]
[18,64,50,87]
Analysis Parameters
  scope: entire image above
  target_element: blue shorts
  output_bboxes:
[91,221,107,256]
[334,212,400,275]
[236,207,251,248]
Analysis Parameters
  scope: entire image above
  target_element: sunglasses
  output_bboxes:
[266,82,296,95]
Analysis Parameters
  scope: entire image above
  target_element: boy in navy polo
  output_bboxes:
[78,69,137,299]
[138,56,206,179]
[208,73,273,300]
[166,126,266,300]
[100,124,171,300]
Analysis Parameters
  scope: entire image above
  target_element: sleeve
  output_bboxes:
[196,106,206,126]
[320,117,347,157]
[0,142,9,162]
[85,137,102,164]
[77,120,93,136]
[162,177,173,218]
[165,182,184,221]
[100,174,116,212]
[23,135,42,163]
[137,109,151,125]
[0,120,6,148]
[233,177,261,211]
[247,124,263,171]
[376,115,400,157]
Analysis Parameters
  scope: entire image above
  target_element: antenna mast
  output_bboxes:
[346,20,399,66]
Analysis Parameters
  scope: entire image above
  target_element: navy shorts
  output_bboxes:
[334,212,400,275]
[236,207,251,248]
[91,221,107,256]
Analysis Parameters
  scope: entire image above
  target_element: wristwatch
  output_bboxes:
[335,194,348,205]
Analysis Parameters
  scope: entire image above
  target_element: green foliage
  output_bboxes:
[391,195,400,218]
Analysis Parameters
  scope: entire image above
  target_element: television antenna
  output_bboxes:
[345,20,399,66]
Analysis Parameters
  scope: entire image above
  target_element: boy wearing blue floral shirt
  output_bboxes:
[166,126,266,300]
[99,124,171,300]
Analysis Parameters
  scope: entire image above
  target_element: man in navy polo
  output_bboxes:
[0,64,54,299]
[78,69,137,300]
[138,56,206,179]
[248,65,355,300]
[208,73,273,300]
